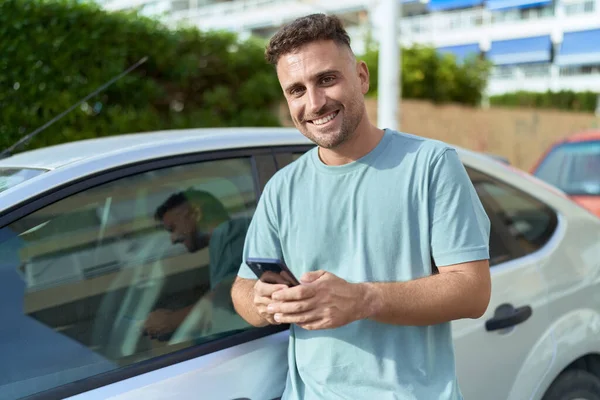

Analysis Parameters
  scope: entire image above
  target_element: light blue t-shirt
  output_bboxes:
[238,129,490,400]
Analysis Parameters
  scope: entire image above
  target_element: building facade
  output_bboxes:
[97,0,600,96]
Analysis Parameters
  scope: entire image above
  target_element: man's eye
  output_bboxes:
[321,76,335,84]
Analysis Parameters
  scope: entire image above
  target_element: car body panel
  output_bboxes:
[452,216,564,400]
[67,331,290,400]
[1,128,599,400]
[571,195,600,216]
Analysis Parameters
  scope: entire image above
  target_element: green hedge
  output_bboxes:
[0,0,282,153]
[359,45,493,106]
[490,90,599,112]
[0,0,494,153]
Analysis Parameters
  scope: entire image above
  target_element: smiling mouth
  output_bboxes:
[309,110,339,126]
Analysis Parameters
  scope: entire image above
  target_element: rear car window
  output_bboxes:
[0,168,47,193]
[534,140,600,196]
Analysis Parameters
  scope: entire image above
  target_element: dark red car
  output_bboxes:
[531,130,600,217]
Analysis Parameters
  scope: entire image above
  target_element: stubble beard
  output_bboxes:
[299,100,364,150]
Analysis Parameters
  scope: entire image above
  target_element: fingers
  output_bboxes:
[254,279,288,297]
[252,275,319,325]
[300,270,327,284]
[271,284,316,302]
[267,299,315,315]
[253,280,286,325]
[272,310,320,325]
[256,303,280,325]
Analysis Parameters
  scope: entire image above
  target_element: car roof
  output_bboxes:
[0,126,497,172]
[0,127,564,215]
[563,130,600,143]
[0,128,302,171]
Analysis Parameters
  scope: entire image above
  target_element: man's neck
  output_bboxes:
[318,122,385,166]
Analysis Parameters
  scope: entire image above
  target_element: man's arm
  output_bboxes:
[361,259,491,326]
[231,277,268,327]
[268,259,490,330]
[232,276,288,327]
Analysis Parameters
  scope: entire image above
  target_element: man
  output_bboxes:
[144,189,250,339]
[231,13,491,400]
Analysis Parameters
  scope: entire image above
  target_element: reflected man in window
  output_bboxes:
[144,189,250,340]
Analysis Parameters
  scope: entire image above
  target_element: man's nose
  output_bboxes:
[307,87,326,116]
[171,232,182,244]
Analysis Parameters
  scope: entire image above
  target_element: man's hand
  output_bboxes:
[266,270,370,330]
[253,279,289,325]
[143,306,191,339]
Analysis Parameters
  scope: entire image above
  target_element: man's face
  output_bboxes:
[276,40,370,149]
[161,202,202,253]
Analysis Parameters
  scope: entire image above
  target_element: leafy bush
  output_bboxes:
[0,0,282,153]
[490,90,599,113]
[360,45,492,106]
[0,0,494,154]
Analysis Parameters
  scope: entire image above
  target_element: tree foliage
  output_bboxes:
[0,0,495,153]
[490,90,599,113]
[0,0,281,153]
[360,45,492,106]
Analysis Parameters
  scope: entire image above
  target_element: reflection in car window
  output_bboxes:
[0,167,47,193]
[472,183,514,266]
[0,158,255,399]
[534,140,600,196]
[292,153,305,161]
[471,174,557,255]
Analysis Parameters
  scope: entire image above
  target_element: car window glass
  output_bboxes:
[535,140,600,196]
[474,177,556,255]
[471,183,514,266]
[0,158,256,399]
[0,167,47,193]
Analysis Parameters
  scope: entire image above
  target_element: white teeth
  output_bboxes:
[312,111,337,125]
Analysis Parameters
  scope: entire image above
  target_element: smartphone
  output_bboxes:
[245,257,300,287]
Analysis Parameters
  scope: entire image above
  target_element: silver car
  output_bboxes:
[0,128,599,400]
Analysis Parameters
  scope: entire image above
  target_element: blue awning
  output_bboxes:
[438,44,481,63]
[556,29,600,67]
[486,0,551,11]
[427,0,483,11]
[487,35,552,65]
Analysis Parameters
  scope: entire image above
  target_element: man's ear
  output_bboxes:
[357,60,370,95]
[191,204,203,223]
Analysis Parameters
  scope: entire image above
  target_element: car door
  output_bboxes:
[0,148,289,400]
[452,167,557,400]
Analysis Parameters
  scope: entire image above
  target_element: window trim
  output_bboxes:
[466,166,559,261]
[467,167,529,264]
[271,144,315,170]
[0,147,274,227]
[1,146,289,399]
[478,190,528,264]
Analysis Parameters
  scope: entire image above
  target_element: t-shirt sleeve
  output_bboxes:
[428,148,491,267]
[237,179,284,279]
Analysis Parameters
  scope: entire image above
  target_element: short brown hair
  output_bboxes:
[265,13,352,65]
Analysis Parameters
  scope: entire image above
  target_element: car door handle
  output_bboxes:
[485,303,532,331]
